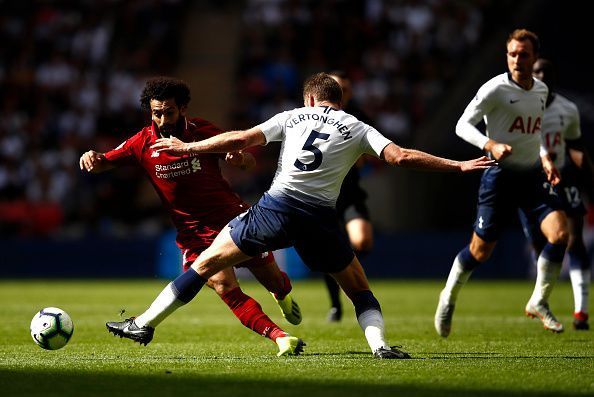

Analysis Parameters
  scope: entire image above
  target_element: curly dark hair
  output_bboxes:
[140,77,191,111]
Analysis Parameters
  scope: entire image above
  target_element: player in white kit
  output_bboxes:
[434,29,570,336]
[520,58,591,330]
[111,72,493,359]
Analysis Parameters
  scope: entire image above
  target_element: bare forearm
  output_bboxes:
[383,144,462,172]
[540,153,555,169]
[152,128,266,156]
[186,131,250,154]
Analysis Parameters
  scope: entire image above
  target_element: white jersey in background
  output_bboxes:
[258,106,391,207]
[541,93,581,169]
[456,72,548,170]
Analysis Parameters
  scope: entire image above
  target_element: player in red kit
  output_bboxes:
[80,77,304,356]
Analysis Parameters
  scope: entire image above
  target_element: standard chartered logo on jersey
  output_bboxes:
[155,157,201,179]
[191,157,201,171]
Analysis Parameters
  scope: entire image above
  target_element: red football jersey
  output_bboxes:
[103,117,247,249]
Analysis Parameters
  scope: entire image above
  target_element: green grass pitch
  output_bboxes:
[0,279,592,397]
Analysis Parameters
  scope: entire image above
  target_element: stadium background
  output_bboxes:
[1,0,592,280]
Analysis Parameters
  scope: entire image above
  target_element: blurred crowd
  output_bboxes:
[0,0,186,237]
[233,0,491,136]
[229,0,496,198]
[0,0,498,238]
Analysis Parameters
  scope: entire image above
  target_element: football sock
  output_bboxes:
[529,242,565,304]
[323,274,342,310]
[272,271,292,301]
[353,290,387,352]
[222,287,286,341]
[568,243,590,314]
[441,246,479,304]
[135,268,207,328]
[569,268,590,315]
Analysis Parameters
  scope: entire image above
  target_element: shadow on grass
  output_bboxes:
[0,369,588,397]
[316,351,594,361]
[421,352,594,360]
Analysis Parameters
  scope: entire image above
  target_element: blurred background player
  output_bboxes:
[520,58,592,330]
[79,76,302,356]
[434,29,570,336]
[324,71,375,322]
[107,72,493,359]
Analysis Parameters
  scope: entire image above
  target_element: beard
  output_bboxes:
[158,117,185,137]
[159,123,177,136]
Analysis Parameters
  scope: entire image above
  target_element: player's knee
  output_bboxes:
[211,279,238,296]
[347,221,373,252]
[351,236,373,253]
[548,228,569,246]
[469,243,493,262]
[205,279,216,290]
[469,233,496,262]
[473,250,491,262]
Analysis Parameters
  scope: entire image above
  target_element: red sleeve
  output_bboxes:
[103,130,145,164]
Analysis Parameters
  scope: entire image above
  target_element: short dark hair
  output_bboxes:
[303,72,342,104]
[140,77,191,111]
[507,29,540,54]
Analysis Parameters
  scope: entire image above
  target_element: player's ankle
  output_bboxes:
[574,311,589,321]
[269,328,288,341]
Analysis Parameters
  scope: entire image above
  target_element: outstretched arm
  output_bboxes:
[151,127,267,155]
[380,142,495,172]
[79,150,115,173]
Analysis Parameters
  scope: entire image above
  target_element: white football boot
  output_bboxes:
[525,301,564,333]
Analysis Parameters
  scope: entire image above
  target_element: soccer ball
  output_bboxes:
[30,307,74,350]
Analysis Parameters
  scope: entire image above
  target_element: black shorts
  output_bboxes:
[228,193,355,273]
[554,162,587,218]
[473,165,562,242]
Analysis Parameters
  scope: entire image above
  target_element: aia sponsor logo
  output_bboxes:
[508,116,541,134]
[544,132,562,148]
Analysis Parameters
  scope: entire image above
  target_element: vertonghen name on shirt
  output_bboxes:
[286,113,352,140]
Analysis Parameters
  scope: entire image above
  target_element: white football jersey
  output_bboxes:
[258,106,392,207]
[541,93,581,169]
[456,73,548,170]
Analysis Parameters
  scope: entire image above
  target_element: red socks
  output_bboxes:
[273,271,292,300]
[221,287,287,341]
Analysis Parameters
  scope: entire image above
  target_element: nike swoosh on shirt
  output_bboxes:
[509,99,520,104]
